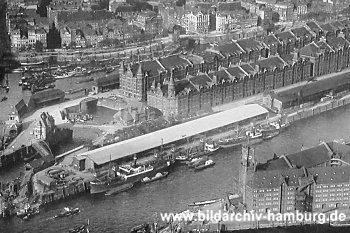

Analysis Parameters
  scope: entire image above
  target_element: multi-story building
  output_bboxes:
[216,12,236,33]
[242,141,350,213]
[274,2,295,22]
[60,26,72,47]
[184,10,210,34]
[133,10,163,35]
[119,20,350,118]
[10,27,47,48]
[47,0,83,25]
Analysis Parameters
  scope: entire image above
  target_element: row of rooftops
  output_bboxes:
[248,165,350,189]
[249,141,350,189]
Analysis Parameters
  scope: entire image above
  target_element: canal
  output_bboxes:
[1,93,350,232]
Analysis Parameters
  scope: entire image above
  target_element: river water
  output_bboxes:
[1,74,350,232]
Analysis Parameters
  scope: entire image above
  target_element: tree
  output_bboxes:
[272,12,280,23]
[257,16,262,27]
[47,23,61,49]
[34,41,44,52]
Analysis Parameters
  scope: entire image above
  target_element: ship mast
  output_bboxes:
[108,154,111,178]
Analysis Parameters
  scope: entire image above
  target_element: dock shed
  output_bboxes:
[92,72,119,94]
[28,89,65,109]
[76,104,268,170]
[268,71,350,111]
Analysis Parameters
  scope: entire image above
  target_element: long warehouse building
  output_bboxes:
[74,104,269,171]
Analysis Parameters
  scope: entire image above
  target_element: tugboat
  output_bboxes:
[141,172,169,184]
[54,207,80,218]
[261,124,280,140]
[17,205,40,221]
[90,158,171,194]
[187,156,206,168]
[204,141,220,152]
[193,159,215,171]
[245,127,263,145]
[218,135,246,148]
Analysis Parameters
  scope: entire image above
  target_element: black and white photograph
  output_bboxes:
[2,0,350,232]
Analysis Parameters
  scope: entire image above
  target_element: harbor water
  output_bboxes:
[2,76,350,232]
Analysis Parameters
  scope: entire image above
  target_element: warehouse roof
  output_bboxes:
[81,104,268,165]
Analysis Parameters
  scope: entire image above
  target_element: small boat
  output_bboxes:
[18,206,40,221]
[105,183,134,196]
[187,157,206,168]
[193,159,215,171]
[175,155,188,162]
[204,142,220,152]
[54,207,80,218]
[262,127,280,140]
[218,135,246,148]
[130,223,150,233]
[1,96,8,102]
[188,199,219,207]
[141,172,169,183]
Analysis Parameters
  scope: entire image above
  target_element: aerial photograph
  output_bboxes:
[3,0,350,232]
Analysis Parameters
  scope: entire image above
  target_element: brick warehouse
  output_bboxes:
[240,142,350,214]
[120,19,350,118]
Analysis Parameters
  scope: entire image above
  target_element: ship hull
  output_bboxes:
[90,161,171,194]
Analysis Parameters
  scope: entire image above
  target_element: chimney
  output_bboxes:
[292,50,299,62]
[255,64,260,73]
[338,31,345,39]
[212,74,217,84]
[320,36,327,43]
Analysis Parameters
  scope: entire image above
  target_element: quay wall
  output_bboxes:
[40,181,90,205]
[286,95,350,124]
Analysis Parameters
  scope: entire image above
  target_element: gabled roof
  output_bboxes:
[257,56,288,70]
[189,73,212,87]
[236,38,263,52]
[209,69,231,83]
[299,41,320,57]
[320,23,336,34]
[275,31,297,42]
[158,55,192,70]
[263,34,280,47]
[330,21,345,30]
[280,54,294,65]
[226,66,247,80]
[240,63,256,75]
[316,40,334,53]
[327,36,350,49]
[258,142,333,171]
[291,26,313,39]
[306,21,323,34]
[131,60,164,77]
[211,42,244,56]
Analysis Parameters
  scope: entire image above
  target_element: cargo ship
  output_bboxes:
[90,160,172,194]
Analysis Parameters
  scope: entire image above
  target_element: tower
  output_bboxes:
[239,144,256,204]
[168,71,175,98]
[136,63,144,101]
